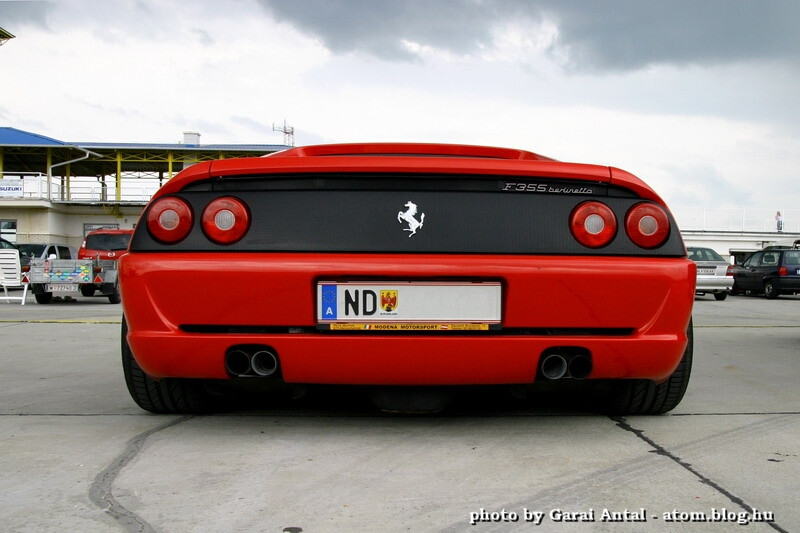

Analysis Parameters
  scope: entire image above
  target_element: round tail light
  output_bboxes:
[202,196,250,244]
[625,203,670,249]
[570,201,617,248]
[146,197,193,243]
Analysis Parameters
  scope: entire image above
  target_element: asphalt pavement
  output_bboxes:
[0,291,798,532]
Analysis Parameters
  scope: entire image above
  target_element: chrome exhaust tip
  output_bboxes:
[251,349,279,377]
[225,346,280,378]
[568,354,593,380]
[225,349,252,377]
[541,353,569,380]
[539,348,593,380]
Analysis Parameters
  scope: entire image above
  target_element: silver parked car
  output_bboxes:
[16,243,78,267]
[687,246,734,300]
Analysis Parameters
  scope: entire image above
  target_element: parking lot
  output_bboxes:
[1,293,798,532]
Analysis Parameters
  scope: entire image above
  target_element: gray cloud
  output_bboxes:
[6,0,798,71]
[0,1,217,44]
[0,0,56,30]
[189,28,214,47]
[665,163,752,208]
[257,0,499,61]
[257,0,800,71]
[542,0,800,71]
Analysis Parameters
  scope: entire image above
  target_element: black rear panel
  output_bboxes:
[130,174,686,256]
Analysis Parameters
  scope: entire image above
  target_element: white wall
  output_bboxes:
[0,202,141,249]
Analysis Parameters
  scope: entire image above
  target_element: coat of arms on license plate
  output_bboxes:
[380,290,398,312]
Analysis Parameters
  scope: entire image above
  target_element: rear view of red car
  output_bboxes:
[78,228,133,301]
[120,143,695,414]
[78,229,134,261]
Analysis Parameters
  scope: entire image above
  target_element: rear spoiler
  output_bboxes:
[270,143,558,162]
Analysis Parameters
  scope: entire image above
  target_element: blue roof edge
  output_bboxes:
[75,142,290,151]
[0,127,68,146]
[1,127,289,151]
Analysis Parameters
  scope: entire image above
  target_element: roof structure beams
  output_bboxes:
[0,127,288,204]
[0,27,15,46]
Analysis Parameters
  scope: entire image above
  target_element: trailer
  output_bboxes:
[22,257,121,304]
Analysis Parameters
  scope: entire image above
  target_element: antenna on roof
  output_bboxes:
[0,27,16,46]
[272,120,295,147]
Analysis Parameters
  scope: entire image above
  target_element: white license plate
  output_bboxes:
[46,284,78,293]
[698,268,716,275]
[317,281,502,324]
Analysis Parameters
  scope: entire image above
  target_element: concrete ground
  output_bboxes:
[0,291,797,532]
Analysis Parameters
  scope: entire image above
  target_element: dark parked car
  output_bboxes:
[687,246,733,300]
[731,249,800,298]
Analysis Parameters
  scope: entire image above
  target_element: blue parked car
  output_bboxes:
[731,249,800,298]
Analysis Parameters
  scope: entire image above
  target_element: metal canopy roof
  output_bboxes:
[0,27,14,46]
[0,127,289,177]
[0,127,68,147]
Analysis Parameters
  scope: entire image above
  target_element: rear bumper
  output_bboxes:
[695,276,734,293]
[126,331,689,384]
[120,253,695,384]
[774,277,800,292]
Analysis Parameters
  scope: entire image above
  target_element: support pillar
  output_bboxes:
[116,151,122,202]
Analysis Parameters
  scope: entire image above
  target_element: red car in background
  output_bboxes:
[78,228,134,261]
[78,228,133,300]
[120,143,695,414]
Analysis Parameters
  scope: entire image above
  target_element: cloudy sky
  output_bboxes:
[1,0,799,210]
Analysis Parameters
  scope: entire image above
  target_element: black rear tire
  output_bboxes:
[764,280,779,299]
[607,318,693,415]
[121,317,211,414]
[713,292,728,301]
[80,284,96,297]
[108,285,121,304]
[35,292,53,304]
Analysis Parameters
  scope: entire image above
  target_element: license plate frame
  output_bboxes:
[317,281,502,327]
[45,284,79,293]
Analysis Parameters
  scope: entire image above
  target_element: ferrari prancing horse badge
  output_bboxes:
[397,201,424,237]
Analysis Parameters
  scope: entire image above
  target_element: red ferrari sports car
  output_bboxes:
[120,143,695,414]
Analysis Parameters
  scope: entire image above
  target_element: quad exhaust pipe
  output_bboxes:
[567,354,593,380]
[540,349,593,380]
[541,353,569,380]
[251,350,279,376]
[225,346,280,378]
